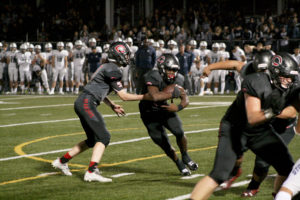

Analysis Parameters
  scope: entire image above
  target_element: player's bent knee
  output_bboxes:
[209,170,231,184]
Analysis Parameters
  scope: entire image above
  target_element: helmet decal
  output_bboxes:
[114,45,126,54]
[157,56,166,64]
[272,55,283,67]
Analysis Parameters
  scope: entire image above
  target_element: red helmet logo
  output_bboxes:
[272,55,283,67]
[157,56,165,64]
[114,45,126,54]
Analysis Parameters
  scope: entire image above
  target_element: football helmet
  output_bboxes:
[200,41,207,47]
[107,41,131,66]
[219,43,226,49]
[253,50,275,72]
[0,42,3,48]
[103,44,110,53]
[75,40,83,49]
[157,53,180,83]
[125,37,133,46]
[189,40,197,47]
[152,42,159,49]
[66,42,73,50]
[34,45,41,53]
[29,44,34,50]
[10,43,17,50]
[269,52,299,90]
[57,42,64,51]
[45,43,52,49]
[158,40,165,47]
[212,43,219,52]
[88,38,97,47]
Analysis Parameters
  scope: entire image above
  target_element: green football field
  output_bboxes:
[1,94,300,200]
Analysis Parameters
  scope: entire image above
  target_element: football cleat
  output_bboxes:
[52,158,72,176]
[184,161,199,171]
[84,171,112,182]
[220,168,242,189]
[181,168,191,176]
[241,189,259,197]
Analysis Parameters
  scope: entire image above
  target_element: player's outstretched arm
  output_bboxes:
[203,60,244,77]
[103,97,126,117]
[116,90,145,101]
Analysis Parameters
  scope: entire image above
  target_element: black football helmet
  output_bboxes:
[268,52,299,90]
[253,50,275,72]
[157,53,180,83]
[108,41,131,66]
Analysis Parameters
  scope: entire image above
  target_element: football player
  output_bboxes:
[190,53,299,200]
[50,42,68,95]
[52,41,155,182]
[139,53,198,176]
[31,45,49,94]
[165,40,179,55]
[189,40,200,58]
[17,44,32,94]
[204,43,224,94]
[73,40,86,94]
[44,43,53,86]
[101,44,110,64]
[6,43,19,94]
[65,42,74,93]
[218,43,230,94]
[0,42,5,93]
[232,45,246,93]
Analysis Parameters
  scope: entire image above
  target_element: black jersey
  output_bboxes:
[83,63,123,103]
[139,70,184,112]
[240,61,255,79]
[223,72,275,133]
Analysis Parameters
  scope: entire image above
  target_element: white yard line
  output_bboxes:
[0,95,76,101]
[0,105,228,128]
[0,128,219,162]
[166,180,251,200]
[0,104,74,111]
[110,173,135,178]
[180,174,205,180]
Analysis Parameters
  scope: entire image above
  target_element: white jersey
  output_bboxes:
[220,50,230,60]
[33,53,46,70]
[293,54,300,65]
[129,46,138,59]
[52,50,68,69]
[190,65,203,77]
[208,51,222,64]
[155,49,164,58]
[192,49,201,58]
[199,49,210,66]
[0,50,5,66]
[5,51,19,66]
[17,52,32,70]
[164,48,179,56]
[73,48,86,66]
[233,48,246,62]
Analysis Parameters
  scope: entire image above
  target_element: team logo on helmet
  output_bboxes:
[272,55,283,67]
[114,45,126,54]
[157,56,166,64]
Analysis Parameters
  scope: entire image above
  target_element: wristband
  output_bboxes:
[177,104,184,111]
[293,126,300,136]
[264,108,275,120]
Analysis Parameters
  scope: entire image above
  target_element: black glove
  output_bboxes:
[171,86,181,98]
[269,88,287,115]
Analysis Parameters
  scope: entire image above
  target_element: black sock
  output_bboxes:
[175,159,185,171]
[181,152,191,164]
[247,178,261,190]
[230,166,240,177]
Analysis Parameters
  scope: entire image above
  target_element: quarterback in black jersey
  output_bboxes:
[139,53,198,176]
[190,52,299,200]
[51,42,157,182]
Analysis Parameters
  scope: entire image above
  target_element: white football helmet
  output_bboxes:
[20,44,27,51]
[29,44,34,49]
[66,42,73,50]
[34,45,41,53]
[158,40,165,47]
[89,38,96,44]
[200,41,208,48]
[219,43,226,49]
[57,42,64,51]
[45,43,52,49]
[125,37,133,46]
[152,42,159,48]
[103,44,110,52]
[0,42,3,48]
[212,43,219,52]
[10,43,17,49]
[189,40,197,47]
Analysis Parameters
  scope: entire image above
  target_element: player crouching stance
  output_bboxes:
[52,42,154,182]
[139,53,198,176]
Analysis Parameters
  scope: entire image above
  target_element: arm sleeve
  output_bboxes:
[144,71,160,87]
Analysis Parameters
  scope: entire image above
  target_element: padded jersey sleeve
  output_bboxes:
[144,71,161,87]
[103,68,123,92]
[241,74,260,98]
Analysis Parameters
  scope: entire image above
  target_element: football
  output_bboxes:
[162,84,176,94]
